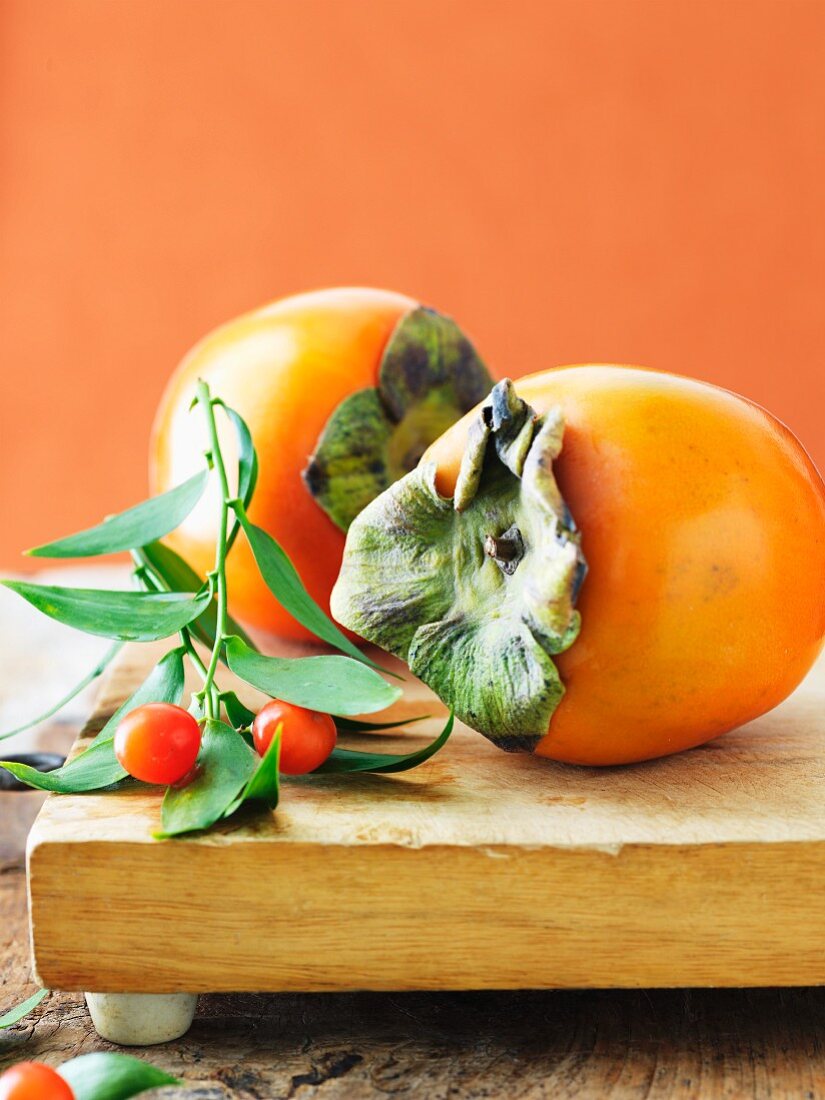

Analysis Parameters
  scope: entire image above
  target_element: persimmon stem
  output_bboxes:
[483,526,524,576]
[195,379,232,720]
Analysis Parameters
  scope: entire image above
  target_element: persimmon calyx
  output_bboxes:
[331,379,587,752]
[302,307,492,530]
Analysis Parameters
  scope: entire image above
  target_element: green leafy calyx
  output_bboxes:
[303,306,492,530]
[331,379,586,752]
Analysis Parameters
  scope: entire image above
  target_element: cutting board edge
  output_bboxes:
[28,830,825,992]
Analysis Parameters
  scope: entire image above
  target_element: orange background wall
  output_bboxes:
[2,0,824,567]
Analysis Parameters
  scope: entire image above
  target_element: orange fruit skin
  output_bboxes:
[0,1062,74,1100]
[150,287,415,640]
[426,365,825,765]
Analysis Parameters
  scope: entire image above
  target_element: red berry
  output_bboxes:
[252,700,337,775]
[0,1062,74,1100]
[114,703,201,785]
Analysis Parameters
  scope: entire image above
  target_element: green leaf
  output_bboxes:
[0,640,123,742]
[334,713,430,733]
[59,1052,178,1099]
[0,738,125,792]
[27,471,208,559]
[313,713,454,774]
[0,648,186,793]
[137,540,256,650]
[0,988,49,1028]
[234,505,390,673]
[220,690,256,729]
[225,635,401,716]
[217,402,259,553]
[158,719,257,837]
[226,727,281,814]
[2,580,212,641]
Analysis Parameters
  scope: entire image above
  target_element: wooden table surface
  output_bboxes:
[3,575,825,1097]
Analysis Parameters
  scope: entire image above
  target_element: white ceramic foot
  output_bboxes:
[84,992,198,1046]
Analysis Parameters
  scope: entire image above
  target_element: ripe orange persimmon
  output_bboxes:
[332,366,825,766]
[150,288,491,640]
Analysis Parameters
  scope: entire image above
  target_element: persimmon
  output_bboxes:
[332,366,825,766]
[150,287,491,640]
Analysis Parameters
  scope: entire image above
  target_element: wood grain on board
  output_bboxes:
[5,832,825,1099]
[27,641,825,993]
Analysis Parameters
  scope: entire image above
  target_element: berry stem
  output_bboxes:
[179,628,210,684]
[130,549,212,688]
[195,379,232,720]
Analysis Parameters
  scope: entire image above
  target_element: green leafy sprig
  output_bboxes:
[0,382,453,838]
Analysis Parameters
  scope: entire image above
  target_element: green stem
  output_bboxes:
[130,550,164,593]
[180,628,210,683]
[131,549,211,684]
[195,379,232,720]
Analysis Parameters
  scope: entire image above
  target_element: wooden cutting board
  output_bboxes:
[27,641,825,994]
